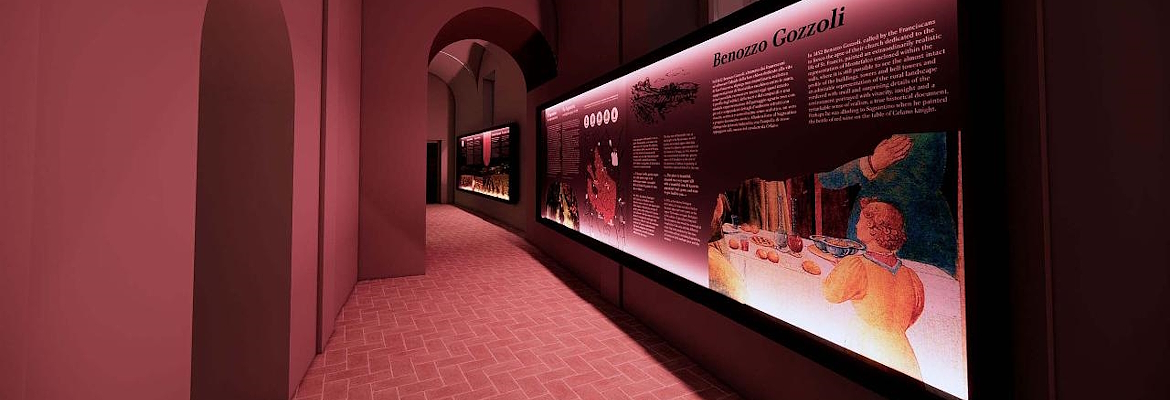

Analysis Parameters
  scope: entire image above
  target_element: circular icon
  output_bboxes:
[603,109,611,124]
[589,113,596,127]
[611,107,619,122]
[583,115,589,127]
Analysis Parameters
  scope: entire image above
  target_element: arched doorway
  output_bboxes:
[430,7,558,90]
[191,0,297,398]
[427,7,557,233]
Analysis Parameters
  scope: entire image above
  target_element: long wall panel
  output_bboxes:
[534,0,972,398]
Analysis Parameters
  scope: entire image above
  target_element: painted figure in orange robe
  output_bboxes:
[707,193,745,302]
[823,199,925,379]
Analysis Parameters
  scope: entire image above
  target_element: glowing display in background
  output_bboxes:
[456,125,515,201]
[538,0,967,398]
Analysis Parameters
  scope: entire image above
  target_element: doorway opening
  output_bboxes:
[192,0,296,398]
[427,141,442,204]
[426,6,557,232]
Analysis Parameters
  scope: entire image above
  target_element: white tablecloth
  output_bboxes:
[719,228,967,398]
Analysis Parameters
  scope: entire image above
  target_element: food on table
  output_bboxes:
[824,236,852,247]
[767,251,779,263]
[809,235,864,258]
[801,260,821,275]
[729,239,740,249]
[756,248,768,259]
[787,234,804,253]
[749,235,776,248]
[708,246,746,302]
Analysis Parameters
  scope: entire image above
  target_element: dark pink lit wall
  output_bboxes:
[0,0,363,398]
[10,0,206,398]
[279,0,325,392]
[193,0,366,393]
[620,0,704,63]
[359,0,542,279]
[320,0,363,353]
[1043,0,1169,398]
[0,1,39,399]
[192,0,296,397]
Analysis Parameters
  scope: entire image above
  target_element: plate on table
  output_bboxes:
[809,235,865,258]
[749,235,776,248]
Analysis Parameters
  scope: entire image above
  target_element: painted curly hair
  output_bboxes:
[859,198,908,251]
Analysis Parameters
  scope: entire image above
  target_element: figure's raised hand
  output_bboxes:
[870,135,913,172]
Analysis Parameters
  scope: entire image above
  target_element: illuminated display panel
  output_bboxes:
[456,124,518,202]
[537,0,967,398]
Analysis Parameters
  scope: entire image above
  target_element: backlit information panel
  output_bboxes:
[538,0,967,397]
[457,124,518,202]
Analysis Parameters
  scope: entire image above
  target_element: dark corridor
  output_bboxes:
[426,142,440,204]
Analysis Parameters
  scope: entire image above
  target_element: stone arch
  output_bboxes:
[429,7,558,90]
[192,0,297,398]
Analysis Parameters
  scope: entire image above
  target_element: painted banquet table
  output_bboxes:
[716,227,967,396]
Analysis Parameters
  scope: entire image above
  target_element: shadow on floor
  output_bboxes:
[462,211,739,399]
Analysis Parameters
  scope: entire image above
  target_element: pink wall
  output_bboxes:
[0,1,39,399]
[11,0,207,398]
[359,0,543,278]
[192,0,328,396]
[320,0,363,352]
[621,0,703,62]
[0,0,363,398]
[279,0,325,392]
[191,0,296,397]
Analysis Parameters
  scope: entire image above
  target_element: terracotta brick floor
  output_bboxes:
[293,205,740,400]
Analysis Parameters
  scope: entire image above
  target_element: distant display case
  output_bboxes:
[456,123,519,203]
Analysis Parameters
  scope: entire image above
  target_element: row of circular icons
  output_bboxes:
[583,107,620,128]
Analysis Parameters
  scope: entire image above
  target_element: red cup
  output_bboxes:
[787,235,803,253]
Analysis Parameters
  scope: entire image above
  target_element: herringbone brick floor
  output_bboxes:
[292,205,740,400]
